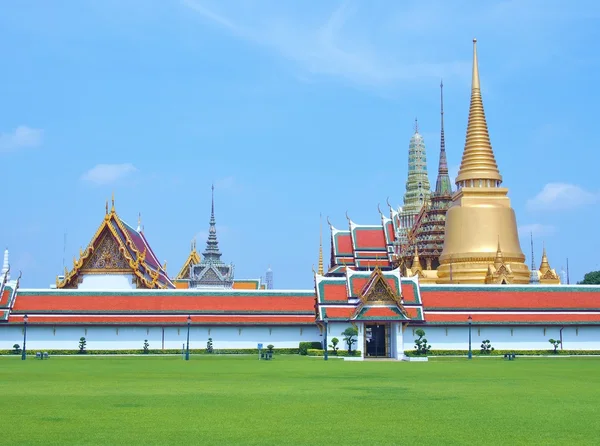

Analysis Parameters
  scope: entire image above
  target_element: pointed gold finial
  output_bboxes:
[494,236,504,267]
[411,246,422,272]
[111,192,115,213]
[539,242,551,274]
[455,38,503,187]
[318,213,324,275]
[105,200,109,215]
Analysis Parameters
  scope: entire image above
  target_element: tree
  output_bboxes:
[414,329,431,355]
[143,340,150,354]
[12,344,21,354]
[549,338,561,353]
[329,337,340,355]
[78,337,87,354]
[206,338,214,353]
[480,340,495,354]
[342,327,358,354]
[579,271,600,285]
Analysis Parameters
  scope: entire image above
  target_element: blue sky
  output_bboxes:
[2,0,599,288]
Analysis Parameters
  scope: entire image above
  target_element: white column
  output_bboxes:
[394,322,405,360]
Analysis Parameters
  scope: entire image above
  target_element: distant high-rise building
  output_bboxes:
[265,266,273,289]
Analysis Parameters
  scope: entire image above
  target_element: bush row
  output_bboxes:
[299,342,323,355]
[306,349,362,357]
[404,349,600,357]
[0,348,300,356]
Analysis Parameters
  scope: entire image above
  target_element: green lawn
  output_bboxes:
[1,355,599,445]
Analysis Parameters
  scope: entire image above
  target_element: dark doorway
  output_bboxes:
[365,324,389,357]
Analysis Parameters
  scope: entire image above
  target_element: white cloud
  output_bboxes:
[0,126,43,153]
[81,163,138,186]
[526,183,598,211]
[181,0,598,91]
[518,223,556,238]
[182,0,471,89]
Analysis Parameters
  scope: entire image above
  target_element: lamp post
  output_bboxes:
[22,314,28,361]
[468,315,472,360]
[323,317,329,361]
[185,315,191,361]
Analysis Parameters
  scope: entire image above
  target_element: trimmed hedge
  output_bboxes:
[299,342,323,355]
[307,349,362,357]
[0,348,300,356]
[404,349,600,357]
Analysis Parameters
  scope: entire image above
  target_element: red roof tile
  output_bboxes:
[12,292,315,313]
[425,312,600,324]
[421,288,600,310]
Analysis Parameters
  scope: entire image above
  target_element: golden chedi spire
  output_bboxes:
[455,39,502,187]
[437,39,530,284]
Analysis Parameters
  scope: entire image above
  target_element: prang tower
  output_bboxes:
[437,39,530,284]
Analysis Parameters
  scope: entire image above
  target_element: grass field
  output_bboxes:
[2,355,599,445]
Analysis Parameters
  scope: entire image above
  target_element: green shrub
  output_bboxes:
[206,338,214,353]
[329,337,339,355]
[78,337,87,354]
[307,349,362,357]
[480,340,495,354]
[0,348,301,356]
[12,344,21,354]
[414,329,431,355]
[342,327,358,354]
[143,340,150,354]
[549,339,561,354]
[299,342,322,355]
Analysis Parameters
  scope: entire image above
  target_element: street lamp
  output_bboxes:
[185,315,191,361]
[323,317,329,361]
[468,315,472,360]
[22,314,28,361]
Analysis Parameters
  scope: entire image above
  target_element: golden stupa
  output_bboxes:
[436,39,530,284]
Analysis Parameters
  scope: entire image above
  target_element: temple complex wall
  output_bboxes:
[0,325,322,351]
[3,323,597,351]
[411,326,600,351]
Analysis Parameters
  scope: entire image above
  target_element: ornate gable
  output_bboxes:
[351,267,408,320]
[175,240,201,280]
[57,199,173,289]
[81,230,130,272]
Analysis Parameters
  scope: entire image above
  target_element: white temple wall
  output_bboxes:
[78,274,136,290]
[0,325,321,351]
[1,324,599,351]
[404,325,600,351]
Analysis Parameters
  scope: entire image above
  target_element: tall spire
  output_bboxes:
[203,184,223,263]
[455,38,503,187]
[318,214,324,275]
[435,80,452,196]
[2,248,9,281]
[529,233,540,284]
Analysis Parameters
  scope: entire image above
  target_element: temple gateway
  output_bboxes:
[2,40,600,360]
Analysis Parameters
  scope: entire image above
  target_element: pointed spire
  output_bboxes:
[105,199,109,215]
[435,80,452,196]
[414,117,419,133]
[494,236,504,268]
[318,214,324,275]
[539,242,551,274]
[111,192,115,213]
[529,232,540,284]
[137,213,142,232]
[455,39,503,187]
[202,184,223,263]
[411,245,422,271]
[2,248,9,281]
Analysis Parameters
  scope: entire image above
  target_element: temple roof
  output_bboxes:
[9,289,315,325]
[175,239,201,280]
[57,198,174,289]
